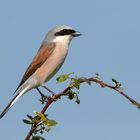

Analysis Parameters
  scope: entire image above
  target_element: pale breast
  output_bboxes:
[34,43,68,84]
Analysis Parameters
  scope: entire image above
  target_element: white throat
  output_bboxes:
[52,35,73,46]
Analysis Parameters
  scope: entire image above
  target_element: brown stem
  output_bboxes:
[25,77,140,140]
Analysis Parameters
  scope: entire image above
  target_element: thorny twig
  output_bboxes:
[25,77,140,140]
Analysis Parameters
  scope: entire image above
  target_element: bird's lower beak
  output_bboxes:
[72,31,82,37]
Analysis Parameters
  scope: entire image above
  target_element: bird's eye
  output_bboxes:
[55,29,76,36]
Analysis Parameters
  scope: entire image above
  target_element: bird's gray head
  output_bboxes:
[43,25,81,45]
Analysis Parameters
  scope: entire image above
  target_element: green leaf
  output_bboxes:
[56,72,74,83]
[27,114,33,120]
[23,119,32,124]
[95,73,101,80]
[45,128,51,132]
[112,78,122,88]
[112,78,119,84]
[75,93,80,104]
[68,91,75,100]
[71,78,81,89]
[35,112,46,122]
[34,128,42,134]
[75,98,80,104]
[95,73,99,76]
[47,119,58,127]
[31,136,45,140]
[40,130,44,134]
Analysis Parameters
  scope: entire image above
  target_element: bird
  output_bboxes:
[0,25,81,119]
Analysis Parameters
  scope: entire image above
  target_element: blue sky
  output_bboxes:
[0,0,140,140]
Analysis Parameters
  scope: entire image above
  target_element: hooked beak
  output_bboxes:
[72,31,82,37]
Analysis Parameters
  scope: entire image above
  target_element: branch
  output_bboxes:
[25,76,140,140]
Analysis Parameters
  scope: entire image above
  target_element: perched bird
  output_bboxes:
[0,25,81,118]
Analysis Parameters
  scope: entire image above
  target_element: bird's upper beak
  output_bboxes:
[72,31,82,37]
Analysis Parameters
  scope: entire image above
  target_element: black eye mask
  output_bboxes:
[55,29,76,36]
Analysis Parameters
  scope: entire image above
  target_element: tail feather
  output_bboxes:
[0,86,29,119]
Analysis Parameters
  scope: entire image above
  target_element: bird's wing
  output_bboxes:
[14,42,56,93]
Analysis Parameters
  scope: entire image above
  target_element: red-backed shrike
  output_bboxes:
[0,25,81,118]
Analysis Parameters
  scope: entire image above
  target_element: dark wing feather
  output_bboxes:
[14,43,56,93]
